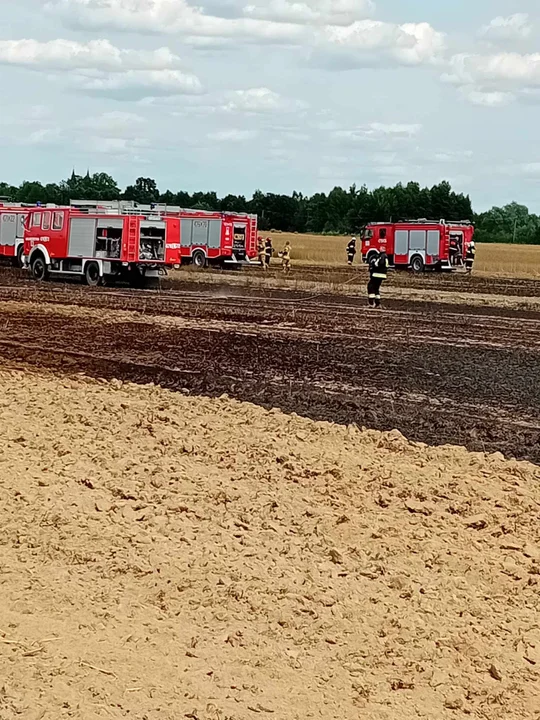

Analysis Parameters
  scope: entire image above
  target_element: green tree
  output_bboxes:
[221,194,248,213]
[159,190,177,205]
[306,192,328,233]
[474,203,539,244]
[123,177,159,204]
[3,169,539,244]
[16,181,46,204]
[0,182,18,200]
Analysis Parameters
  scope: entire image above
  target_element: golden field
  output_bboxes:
[266,232,540,278]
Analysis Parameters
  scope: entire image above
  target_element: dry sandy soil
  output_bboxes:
[1,368,540,720]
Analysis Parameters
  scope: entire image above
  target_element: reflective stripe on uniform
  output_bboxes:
[372,273,387,279]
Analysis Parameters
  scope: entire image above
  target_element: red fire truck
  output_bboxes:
[70,200,259,269]
[0,205,30,266]
[361,219,475,272]
[23,203,259,285]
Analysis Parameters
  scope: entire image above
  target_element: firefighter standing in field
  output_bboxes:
[465,240,476,274]
[280,241,292,273]
[367,250,389,308]
[347,237,357,265]
[265,237,273,268]
[257,236,266,268]
[449,235,459,266]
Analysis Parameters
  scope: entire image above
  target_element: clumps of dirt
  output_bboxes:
[0,368,539,720]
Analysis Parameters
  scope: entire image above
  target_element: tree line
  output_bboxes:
[0,172,538,244]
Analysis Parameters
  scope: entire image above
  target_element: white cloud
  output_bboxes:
[517,163,540,175]
[76,112,149,156]
[461,88,514,107]
[333,122,422,143]
[444,51,540,106]
[518,87,540,104]
[141,86,305,117]
[0,38,202,100]
[479,14,532,43]
[223,87,304,113]
[446,52,540,88]
[397,22,446,65]
[208,129,258,141]
[376,164,419,179]
[313,20,445,68]
[80,111,146,137]
[242,0,375,26]
[14,109,151,158]
[24,128,63,146]
[71,69,202,99]
[0,38,182,72]
[370,122,422,137]
[433,150,474,162]
[498,161,540,179]
[46,0,444,68]
[46,0,307,45]
[87,136,150,156]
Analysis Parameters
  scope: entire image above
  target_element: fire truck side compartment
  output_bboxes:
[69,217,97,257]
[140,220,166,261]
[180,219,192,247]
[192,220,208,247]
[409,230,426,252]
[180,218,222,250]
[395,230,408,255]
[96,218,123,259]
[427,230,440,256]
[208,220,221,249]
[0,214,17,247]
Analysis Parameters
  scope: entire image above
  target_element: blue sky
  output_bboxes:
[1,0,540,211]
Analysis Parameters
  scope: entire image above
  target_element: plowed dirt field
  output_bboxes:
[1,369,539,720]
[0,267,538,462]
[1,267,540,720]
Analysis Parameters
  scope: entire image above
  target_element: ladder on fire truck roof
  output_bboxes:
[401,218,473,225]
[70,199,257,221]
[368,218,473,226]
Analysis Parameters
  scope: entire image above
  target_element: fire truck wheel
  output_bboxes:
[192,250,207,269]
[410,255,425,273]
[14,245,24,268]
[31,254,49,282]
[129,267,145,288]
[84,262,102,287]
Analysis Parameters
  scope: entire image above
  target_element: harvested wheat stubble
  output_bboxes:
[0,369,539,720]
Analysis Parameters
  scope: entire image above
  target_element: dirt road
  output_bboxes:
[0,269,539,463]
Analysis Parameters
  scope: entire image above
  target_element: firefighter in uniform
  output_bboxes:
[347,237,357,265]
[368,251,389,308]
[449,236,459,266]
[257,236,266,268]
[465,241,476,274]
[280,241,292,273]
[264,237,273,268]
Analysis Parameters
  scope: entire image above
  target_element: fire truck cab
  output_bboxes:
[24,206,181,285]
[0,206,29,266]
[361,219,475,272]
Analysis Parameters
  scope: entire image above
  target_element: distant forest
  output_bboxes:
[1,173,538,245]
